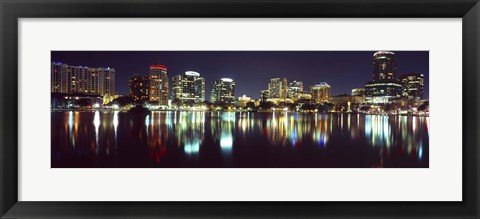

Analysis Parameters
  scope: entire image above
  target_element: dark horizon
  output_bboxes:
[51,51,429,99]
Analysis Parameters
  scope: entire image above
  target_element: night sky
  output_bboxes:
[51,51,429,99]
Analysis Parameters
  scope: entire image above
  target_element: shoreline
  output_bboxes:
[50,109,429,117]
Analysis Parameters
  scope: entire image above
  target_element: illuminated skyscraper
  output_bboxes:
[310,82,331,103]
[268,78,288,99]
[399,73,424,99]
[288,80,303,98]
[149,65,169,105]
[171,71,205,104]
[289,80,303,92]
[211,78,236,104]
[372,51,397,81]
[365,51,402,103]
[129,74,150,101]
[51,62,115,96]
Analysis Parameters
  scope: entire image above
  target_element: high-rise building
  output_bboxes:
[51,63,64,93]
[289,80,303,92]
[171,71,205,104]
[211,78,235,104]
[129,74,150,101]
[288,80,303,98]
[365,51,402,103]
[51,62,115,96]
[149,65,169,105]
[268,78,288,99]
[310,82,331,103]
[372,51,397,81]
[399,73,424,99]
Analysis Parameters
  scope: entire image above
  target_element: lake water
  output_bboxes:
[51,111,429,168]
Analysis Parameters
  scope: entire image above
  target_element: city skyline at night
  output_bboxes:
[51,50,429,168]
[51,51,429,100]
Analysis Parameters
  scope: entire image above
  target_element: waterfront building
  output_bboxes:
[289,80,304,92]
[129,74,150,101]
[288,80,304,99]
[364,81,403,104]
[399,73,424,100]
[372,51,397,81]
[268,78,288,100]
[351,88,365,96]
[310,82,331,103]
[211,78,236,104]
[365,51,402,104]
[172,71,205,104]
[51,62,115,96]
[148,65,169,105]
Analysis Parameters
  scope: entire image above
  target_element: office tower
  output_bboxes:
[288,80,303,98]
[211,78,236,104]
[129,74,150,101]
[310,82,331,103]
[364,51,402,103]
[372,51,397,81]
[149,65,169,105]
[268,78,288,99]
[171,71,206,104]
[399,73,424,99]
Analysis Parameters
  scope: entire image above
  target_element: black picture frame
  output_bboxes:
[1,0,479,218]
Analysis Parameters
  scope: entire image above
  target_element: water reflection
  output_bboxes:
[93,111,100,154]
[51,112,429,168]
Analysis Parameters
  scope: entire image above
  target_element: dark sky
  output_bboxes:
[51,51,429,99]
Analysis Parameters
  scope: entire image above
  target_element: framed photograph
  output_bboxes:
[1,0,479,218]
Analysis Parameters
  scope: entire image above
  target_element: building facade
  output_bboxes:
[372,51,397,81]
[129,74,150,101]
[171,71,206,104]
[364,81,403,103]
[365,51,402,104]
[399,73,424,100]
[288,80,304,99]
[268,78,288,99]
[310,82,331,103]
[148,65,169,105]
[211,78,236,104]
[51,62,115,96]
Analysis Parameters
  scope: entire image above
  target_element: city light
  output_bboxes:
[51,51,428,168]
